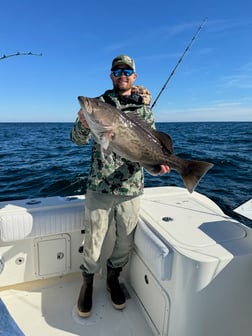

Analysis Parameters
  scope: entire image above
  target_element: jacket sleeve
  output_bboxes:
[70,118,91,145]
[143,105,156,129]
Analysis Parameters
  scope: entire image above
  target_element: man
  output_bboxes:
[71,54,170,317]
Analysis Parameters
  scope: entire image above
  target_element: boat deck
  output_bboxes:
[1,272,154,336]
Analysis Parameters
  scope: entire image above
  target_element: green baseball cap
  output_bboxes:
[111,55,136,71]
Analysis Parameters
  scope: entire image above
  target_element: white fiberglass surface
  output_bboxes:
[1,274,153,336]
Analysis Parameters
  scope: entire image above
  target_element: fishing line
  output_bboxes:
[44,176,87,197]
[151,17,208,109]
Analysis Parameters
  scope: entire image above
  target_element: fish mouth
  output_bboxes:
[78,96,92,117]
[78,96,90,111]
[78,96,85,106]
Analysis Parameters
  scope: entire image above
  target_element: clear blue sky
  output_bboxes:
[1,0,252,122]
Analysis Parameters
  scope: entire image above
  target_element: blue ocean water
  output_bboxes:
[0,122,251,226]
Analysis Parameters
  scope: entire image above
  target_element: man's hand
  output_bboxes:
[159,165,170,175]
[77,109,89,129]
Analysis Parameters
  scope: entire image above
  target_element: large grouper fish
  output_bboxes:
[78,96,214,193]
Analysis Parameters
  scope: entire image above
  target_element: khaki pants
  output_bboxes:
[81,190,141,274]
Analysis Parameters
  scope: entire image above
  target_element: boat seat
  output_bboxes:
[0,197,84,242]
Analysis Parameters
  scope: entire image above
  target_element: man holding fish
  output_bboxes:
[71,54,170,317]
[71,54,213,317]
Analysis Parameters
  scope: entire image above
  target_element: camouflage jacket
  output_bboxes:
[70,89,155,196]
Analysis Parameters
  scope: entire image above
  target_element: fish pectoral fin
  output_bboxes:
[143,164,162,176]
[99,131,115,150]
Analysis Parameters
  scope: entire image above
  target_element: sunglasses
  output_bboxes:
[111,69,134,77]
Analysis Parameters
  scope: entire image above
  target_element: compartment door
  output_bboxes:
[130,251,170,335]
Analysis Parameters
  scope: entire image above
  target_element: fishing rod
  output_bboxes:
[0,51,42,61]
[151,17,208,109]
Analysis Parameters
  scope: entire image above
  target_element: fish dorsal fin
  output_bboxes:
[154,131,174,155]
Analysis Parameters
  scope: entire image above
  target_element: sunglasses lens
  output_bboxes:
[123,69,134,76]
[112,69,134,77]
[112,69,122,77]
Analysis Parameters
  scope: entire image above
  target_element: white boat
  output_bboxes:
[1,186,252,336]
[234,198,252,221]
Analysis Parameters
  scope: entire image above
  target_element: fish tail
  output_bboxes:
[180,160,214,193]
